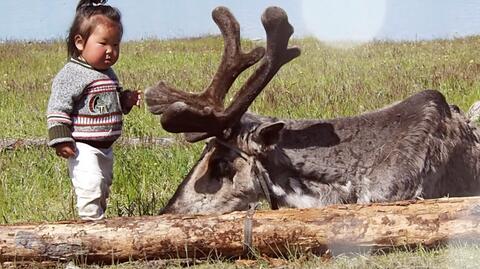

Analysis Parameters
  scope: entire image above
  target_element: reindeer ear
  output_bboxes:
[254,121,285,146]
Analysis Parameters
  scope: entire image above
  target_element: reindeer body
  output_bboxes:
[250,90,480,207]
[157,90,480,214]
[146,6,480,214]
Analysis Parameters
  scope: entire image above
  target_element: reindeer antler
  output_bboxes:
[145,6,300,142]
[145,7,264,128]
[222,7,301,125]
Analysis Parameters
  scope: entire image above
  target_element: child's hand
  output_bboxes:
[123,90,142,107]
[120,90,142,114]
[55,142,76,159]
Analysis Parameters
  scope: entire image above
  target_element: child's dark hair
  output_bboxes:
[67,0,123,58]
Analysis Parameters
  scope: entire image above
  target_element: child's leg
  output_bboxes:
[68,142,113,220]
[99,148,113,212]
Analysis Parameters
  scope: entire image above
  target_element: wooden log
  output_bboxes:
[1,196,480,264]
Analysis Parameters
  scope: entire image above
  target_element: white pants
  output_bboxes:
[68,142,113,220]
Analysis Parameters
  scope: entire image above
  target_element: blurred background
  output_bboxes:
[1,0,480,44]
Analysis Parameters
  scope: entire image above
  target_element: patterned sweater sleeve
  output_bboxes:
[46,67,86,147]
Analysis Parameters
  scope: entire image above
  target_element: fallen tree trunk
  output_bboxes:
[1,196,480,264]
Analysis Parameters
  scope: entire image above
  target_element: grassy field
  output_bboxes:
[1,36,480,268]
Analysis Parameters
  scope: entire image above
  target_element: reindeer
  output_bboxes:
[145,6,480,215]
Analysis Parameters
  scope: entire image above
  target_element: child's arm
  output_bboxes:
[47,69,85,148]
[120,90,142,114]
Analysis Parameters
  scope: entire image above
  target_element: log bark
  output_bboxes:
[1,196,480,264]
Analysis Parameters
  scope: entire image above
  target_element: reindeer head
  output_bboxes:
[145,6,300,214]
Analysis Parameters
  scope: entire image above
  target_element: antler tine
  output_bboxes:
[220,6,301,126]
[201,6,265,106]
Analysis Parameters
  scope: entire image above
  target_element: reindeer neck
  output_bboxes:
[250,118,358,208]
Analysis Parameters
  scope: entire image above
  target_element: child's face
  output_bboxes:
[75,17,122,70]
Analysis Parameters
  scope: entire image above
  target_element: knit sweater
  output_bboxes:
[47,58,125,147]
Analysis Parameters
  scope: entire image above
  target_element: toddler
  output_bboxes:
[47,0,141,220]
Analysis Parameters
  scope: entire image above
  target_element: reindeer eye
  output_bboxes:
[210,158,234,178]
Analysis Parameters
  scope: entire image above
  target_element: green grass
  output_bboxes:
[0,143,203,223]
[2,36,480,267]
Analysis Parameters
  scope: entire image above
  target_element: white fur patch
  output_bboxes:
[357,176,372,203]
[271,184,286,196]
[284,193,321,208]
